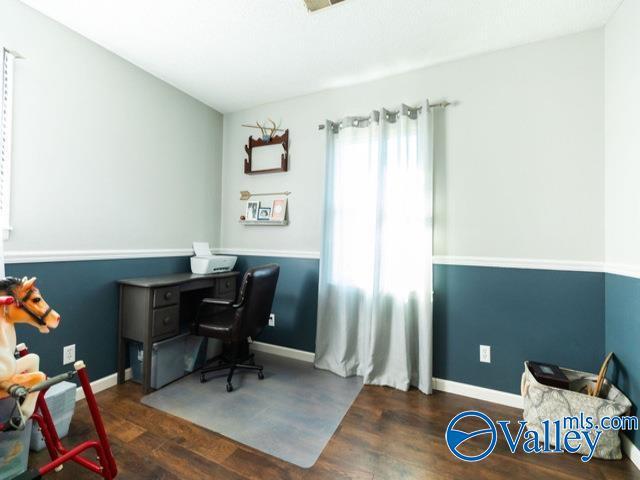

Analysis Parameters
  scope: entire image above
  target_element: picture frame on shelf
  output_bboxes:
[271,198,287,221]
[246,201,260,221]
[257,207,272,221]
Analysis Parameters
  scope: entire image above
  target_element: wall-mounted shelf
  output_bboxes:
[240,220,289,226]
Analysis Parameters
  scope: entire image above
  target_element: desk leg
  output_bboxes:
[142,337,152,394]
[117,285,126,385]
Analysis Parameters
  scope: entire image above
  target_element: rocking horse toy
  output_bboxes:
[0,277,118,480]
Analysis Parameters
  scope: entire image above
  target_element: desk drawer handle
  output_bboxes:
[164,292,173,300]
[162,316,171,326]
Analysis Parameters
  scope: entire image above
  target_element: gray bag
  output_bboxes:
[521,361,631,460]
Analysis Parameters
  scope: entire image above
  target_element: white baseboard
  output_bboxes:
[249,342,524,409]
[251,341,315,363]
[621,434,640,471]
[431,377,524,409]
[75,368,131,401]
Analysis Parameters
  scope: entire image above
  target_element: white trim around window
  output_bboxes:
[0,48,16,240]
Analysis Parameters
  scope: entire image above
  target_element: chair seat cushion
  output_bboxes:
[197,309,237,341]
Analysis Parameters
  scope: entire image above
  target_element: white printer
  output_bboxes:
[190,242,237,274]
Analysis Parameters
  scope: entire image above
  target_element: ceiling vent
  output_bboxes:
[304,0,345,12]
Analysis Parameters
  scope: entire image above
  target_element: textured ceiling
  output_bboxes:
[20,0,622,113]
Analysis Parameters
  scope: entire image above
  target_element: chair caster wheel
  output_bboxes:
[226,383,233,392]
[200,374,206,383]
[258,371,264,380]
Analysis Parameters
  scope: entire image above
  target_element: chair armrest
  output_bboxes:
[201,294,246,309]
[193,297,242,333]
[201,298,234,307]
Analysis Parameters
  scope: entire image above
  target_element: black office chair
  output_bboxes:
[194,264,280,392]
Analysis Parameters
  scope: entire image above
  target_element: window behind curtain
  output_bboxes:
[0,48,15,238]
[324,115,430,298]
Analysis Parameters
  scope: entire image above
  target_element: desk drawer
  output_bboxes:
[153,286,179,308]
[152,306,179,339]
[216,277,235,299]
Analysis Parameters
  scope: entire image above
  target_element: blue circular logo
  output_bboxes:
[445,410,497,462]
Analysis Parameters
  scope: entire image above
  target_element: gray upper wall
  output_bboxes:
[0,0,223,252]
[605,0,640,271]
[221,30,604,263]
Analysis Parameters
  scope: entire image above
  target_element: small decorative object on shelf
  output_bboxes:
[245,201,260,221]
[258,207,272,221]
[240,190,291,200]
[270,198,287,221]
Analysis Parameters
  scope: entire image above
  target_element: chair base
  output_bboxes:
[200,342,264,392]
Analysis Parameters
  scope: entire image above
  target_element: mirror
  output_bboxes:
[252,144,284,172]
[244,129,289,175]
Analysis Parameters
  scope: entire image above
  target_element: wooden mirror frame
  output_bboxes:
[244,129,289,175]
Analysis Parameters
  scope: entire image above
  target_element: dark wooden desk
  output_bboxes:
[117,272,240,393]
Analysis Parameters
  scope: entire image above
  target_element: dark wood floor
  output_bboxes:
[29,381,640,480]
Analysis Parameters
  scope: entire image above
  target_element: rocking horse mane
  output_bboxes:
[0,277,23,296]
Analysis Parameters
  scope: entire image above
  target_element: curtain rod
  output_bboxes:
[317,100,451,130]
[3,48,25,60]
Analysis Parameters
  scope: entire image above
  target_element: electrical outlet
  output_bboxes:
[480,345,491,363]
[268,313,275,327]
[63,344,76,365]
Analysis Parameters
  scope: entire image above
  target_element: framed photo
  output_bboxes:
[271,198,287,221]
[257,207,272,221]
[246,201,260,221]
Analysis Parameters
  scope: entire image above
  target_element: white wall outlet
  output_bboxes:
[480,345,491,363]
[268,313,275,327]
[63,344,76,365]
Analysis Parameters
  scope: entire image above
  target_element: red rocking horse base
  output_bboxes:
[11,346,117,480]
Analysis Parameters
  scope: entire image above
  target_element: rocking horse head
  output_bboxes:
[0,277,60,333]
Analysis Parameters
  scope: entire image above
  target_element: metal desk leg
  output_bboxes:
[117,285,126,385]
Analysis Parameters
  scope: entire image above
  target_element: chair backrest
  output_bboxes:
[235,264,280,338]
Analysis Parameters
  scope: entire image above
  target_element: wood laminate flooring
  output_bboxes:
[29,382,640,479]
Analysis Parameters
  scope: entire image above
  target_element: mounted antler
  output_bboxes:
[255,121,268,140]
[267,118,281,139]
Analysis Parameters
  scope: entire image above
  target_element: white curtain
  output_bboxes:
[315,102,433,394]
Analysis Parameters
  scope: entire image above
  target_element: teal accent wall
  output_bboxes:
[434,265,605,394]
[5,257,190,382]
[605,273,640,448]
[4,255,609,403]
[3,255,319,383]
[234,255,319,352]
